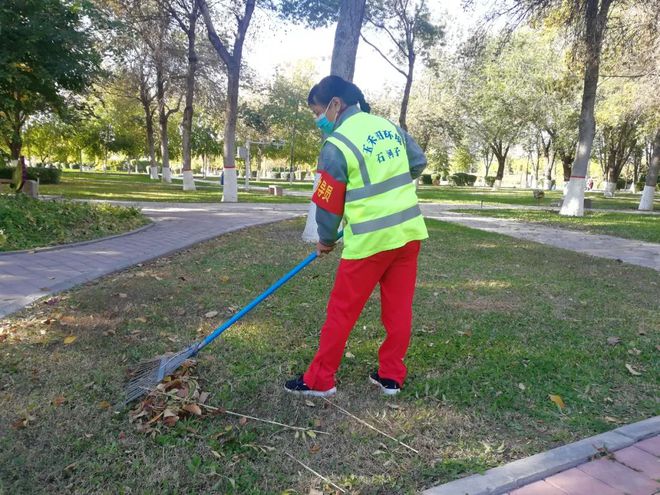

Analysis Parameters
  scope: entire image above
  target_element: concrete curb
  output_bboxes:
[0,222,155,256]
[422,416,660,495]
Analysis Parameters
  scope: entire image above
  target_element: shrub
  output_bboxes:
[420,174,432,185]
[0,166,61,184]
[450,172,477,186]
[616,177,626,190]
[29,167,61,184]
[485,176,496,187]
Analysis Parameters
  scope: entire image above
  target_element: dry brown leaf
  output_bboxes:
[183,404,202,416]
[204,311,218,319]
[309,443,321,454]
[304,400,316,408]
[134,317,147,323]
[219,276,230,283]
[606,336,621,346]
[118,293,128,299]
[628,348,641,356]
[63,335,77,345]
[98,400,112,410]
[549,394,565,409]
[308,489,323,495]
[345,351,355,359]
[518,383,526,391]
[625,364,642,376]
[11,418,27,429]
[52,395,66,407]
[198,392,209,405]
[239,416,248,425]
[163,415,178,427]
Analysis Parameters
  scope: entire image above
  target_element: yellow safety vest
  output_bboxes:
[326,112,428,259]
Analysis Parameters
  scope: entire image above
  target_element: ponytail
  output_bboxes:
[307,75,371,113]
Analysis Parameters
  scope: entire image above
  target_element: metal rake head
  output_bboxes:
[124,345,197,405]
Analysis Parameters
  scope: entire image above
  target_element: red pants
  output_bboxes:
[303,240,421,390]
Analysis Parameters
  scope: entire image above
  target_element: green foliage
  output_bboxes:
[278,0,341,28]
[485,176,497,187]
[0,0,105,157]
[0,166,61,184]
[0,194,148,251]
[450,172,477,186]
[420,173,432,185]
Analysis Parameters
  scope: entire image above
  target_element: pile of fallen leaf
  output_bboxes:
[128,360,213,434]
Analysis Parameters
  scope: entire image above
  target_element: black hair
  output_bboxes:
[307,75,371,113]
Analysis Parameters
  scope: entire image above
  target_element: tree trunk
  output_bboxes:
[560,0,611,216]
[181,10,198,192]
[303,0,365,242]
[139,88,157,172]
[399,60,414,131]
[221,68,240,202]
[639,128,659,211]
[9,113,22,160]
[492,154,506,190]
[330,0,366,81]
[156,64,168,181]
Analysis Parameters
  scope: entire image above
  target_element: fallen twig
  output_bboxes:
[323,398,419,454]
[285,452,347,494]
[200,403,329,435]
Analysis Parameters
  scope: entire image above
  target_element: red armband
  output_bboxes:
[312,171,346,216]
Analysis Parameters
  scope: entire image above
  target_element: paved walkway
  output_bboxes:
[0,202,306,318]
[509,435,660,495]
[2,201,658,319]
[424,417,660,495]
[420,204,660,271]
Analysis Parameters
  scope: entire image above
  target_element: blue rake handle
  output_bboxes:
[193,231,343,355]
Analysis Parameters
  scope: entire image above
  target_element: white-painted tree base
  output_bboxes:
[638,185,656,211]
[222,168,238,202]
[302,173,321,243]
[162,167,172,183]
[182,170,196,191]
[604,181,616,197]
[559,177,586,216]
[491,179,501,190]
[149,166,159,180]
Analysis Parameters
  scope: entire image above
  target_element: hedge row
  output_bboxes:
[0,166,61,184]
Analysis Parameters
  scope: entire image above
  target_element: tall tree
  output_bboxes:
[197,0,256,202]
[163,0,201,190]
[0,0,103,163]
[278,0,367,239]
[361,0,443,130]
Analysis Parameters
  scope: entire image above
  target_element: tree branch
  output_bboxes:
[360,33,408,78]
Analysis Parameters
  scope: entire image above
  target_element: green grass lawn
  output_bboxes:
[1,218,657,494]
[43,172,308,203]
[456,209,660,244]
[0,194,149,251]
[417,186,658,210]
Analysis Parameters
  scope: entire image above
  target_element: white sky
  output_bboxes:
[244,0,486,97]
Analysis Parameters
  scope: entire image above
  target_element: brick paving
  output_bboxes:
[0,202,306,318]
[509,436,660,495]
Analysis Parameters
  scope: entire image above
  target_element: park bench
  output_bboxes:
[268,184,283,196]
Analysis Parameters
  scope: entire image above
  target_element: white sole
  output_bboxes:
[369,376,400,395]
[284,386,336,398]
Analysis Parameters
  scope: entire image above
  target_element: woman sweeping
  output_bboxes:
[285,75,428,397]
